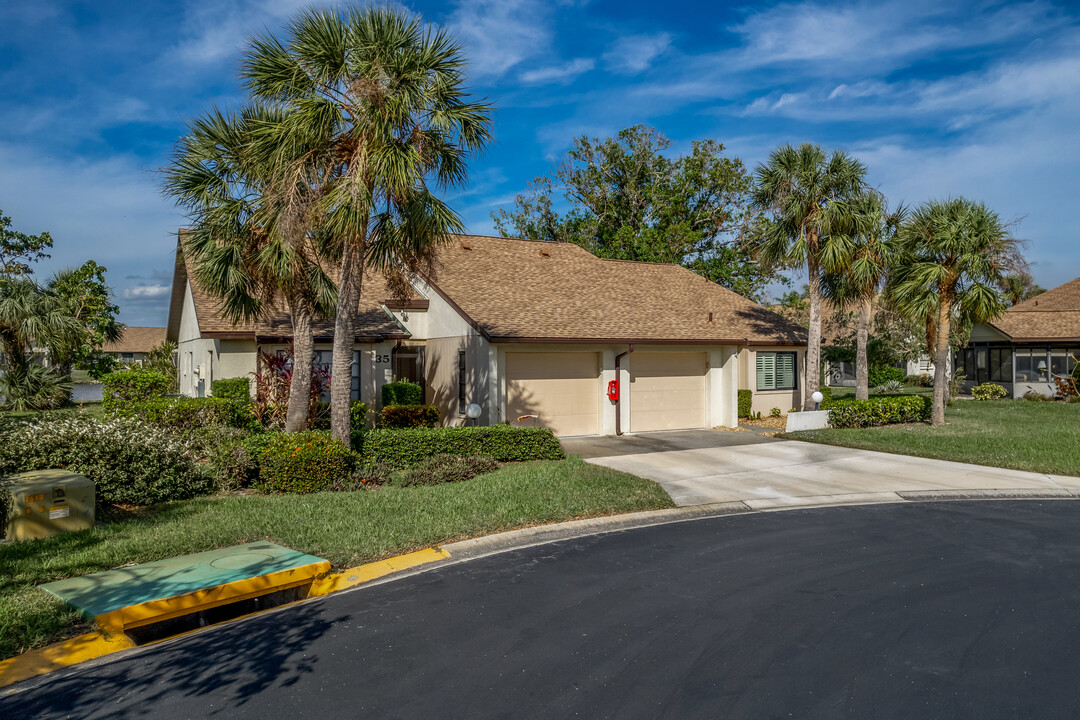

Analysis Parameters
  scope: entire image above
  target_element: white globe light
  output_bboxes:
[465,403,482,419]
[811,391,824,404]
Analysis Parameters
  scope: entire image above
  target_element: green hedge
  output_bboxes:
[360,426,565,468]
[101,369,171,411]
[381,379,423,407]
[211,377,251,402]
[394,454,499,487]
[250,431,356,494]
[828,395,932,429]
[380,404,439,428]
[738,389,752,418]
[819,386,834,410]
[117,397,256,430]
[867,365,907,387]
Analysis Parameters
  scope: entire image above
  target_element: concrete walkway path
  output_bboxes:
[562,430,1080,508]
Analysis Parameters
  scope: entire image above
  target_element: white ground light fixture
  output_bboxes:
[812,391,823,411]
[465,403,482,419]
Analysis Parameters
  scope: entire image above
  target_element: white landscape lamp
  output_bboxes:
[812,391,824,411]
[465,403,482,426]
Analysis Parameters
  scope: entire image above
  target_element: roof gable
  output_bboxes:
[424,235,806,345]
[167,233,410,342]
[988,275,1080,342]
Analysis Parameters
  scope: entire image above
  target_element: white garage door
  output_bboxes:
[630,352,706,432]
[506,352,600,437]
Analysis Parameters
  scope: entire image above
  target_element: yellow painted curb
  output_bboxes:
[0,631,135,689]
[0,547,450,691]
[307,547,451,597]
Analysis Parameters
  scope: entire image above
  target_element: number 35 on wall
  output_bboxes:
[375,354,391,364]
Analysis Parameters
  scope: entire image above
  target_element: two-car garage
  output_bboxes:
[505,350,708,437]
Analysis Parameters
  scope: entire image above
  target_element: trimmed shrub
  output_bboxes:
[738,389,752,418]
[769,407,781,417]
[828,395,932,429]
[380,404,439,429]
[361,425,565,468]
[0,417,211,505]
[250,431,356,494]
[972,382,1008,400]
[101,369,170,411]
[819,386,834,410]
[394,454,499,487]
[381,379,424,407]
[867,365,907,387]
[118,397,256,430]
[211,377,251,402]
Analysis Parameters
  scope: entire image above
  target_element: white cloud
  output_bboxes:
[446,0,553,78]
[520,58,595,84]
[169,0,341,67]
[731,0,1064,72]
[603,32,671,73]
[123,285,171,298]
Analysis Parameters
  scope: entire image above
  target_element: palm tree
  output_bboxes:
[888,198,1021,426]
[241,6,493,443]
[823,192,905,400]
[163,105,336,432]
[751,143,868,408]
[999,271,1045,306]
[0,277,79,410]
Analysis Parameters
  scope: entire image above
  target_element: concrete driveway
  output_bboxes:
[562,430,1080,508]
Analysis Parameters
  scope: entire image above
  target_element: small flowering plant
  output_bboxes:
[252,431,356,494]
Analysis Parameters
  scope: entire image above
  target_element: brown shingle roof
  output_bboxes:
[424,235,806,345]
[167,237,409,342]
[989,276,1080,342]
[102,327,166,354]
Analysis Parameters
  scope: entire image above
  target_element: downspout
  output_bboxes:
[614,344,634,436]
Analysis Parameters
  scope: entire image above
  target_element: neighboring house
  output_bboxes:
[956,275,1080,398]
[167,233,807,435]
[101,326,166,364]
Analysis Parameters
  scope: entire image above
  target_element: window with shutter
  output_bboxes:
[756,353,775,390]
[756,352,798,391]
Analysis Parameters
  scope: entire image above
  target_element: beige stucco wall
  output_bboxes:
[425,335,490,426]
[738,346,806,416]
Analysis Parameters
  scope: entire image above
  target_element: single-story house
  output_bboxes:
[955,275,1080,398]
[101,326,166,364]
[167,233,808,435]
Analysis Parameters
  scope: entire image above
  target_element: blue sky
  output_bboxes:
[2,0,1077,325]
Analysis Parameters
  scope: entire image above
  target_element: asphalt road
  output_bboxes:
[6,501,1080,719]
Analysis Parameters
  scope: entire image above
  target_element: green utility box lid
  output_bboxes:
[41,542,329,624]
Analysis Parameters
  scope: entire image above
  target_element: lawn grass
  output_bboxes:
[783,399,1080,476]
[0,457,673,659]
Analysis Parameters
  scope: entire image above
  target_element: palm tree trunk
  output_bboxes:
[805,255,823,408]
[331,241,362,445]
[285,298,313,433]
[931,298,952,426]
[855,296,871,401]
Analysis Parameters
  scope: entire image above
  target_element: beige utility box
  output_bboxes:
[2,469,95,541]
